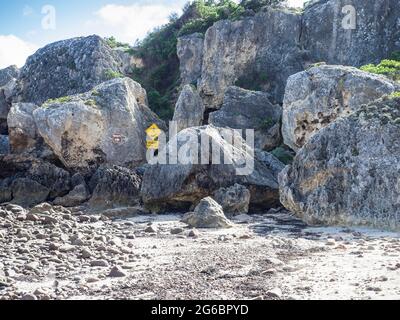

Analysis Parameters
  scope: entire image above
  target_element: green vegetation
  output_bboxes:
[271,146,294,165]
[105,36,130,50]
[43,96,73,106]
[84,99,97,107]
[126,0,285,120]
[104,69,125,80]
[360,57,400,82]
[389,91,400,99]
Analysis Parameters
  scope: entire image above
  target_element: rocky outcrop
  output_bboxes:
[173,85,205,132]
[213,184,250,215]
[0,154,71,206]
[33,78,165,172]
[182,197,233,229]
[301,0,400,67]
[282,65,398,151]
[141,125,282,212]
[199,8,304,108]
[279,96,400,231]
[88,165,142,209]
[177,33,204,86]
[209,86,282,151]
[7,103,40,154]
[14,35,125,105]
[0,66,19,134]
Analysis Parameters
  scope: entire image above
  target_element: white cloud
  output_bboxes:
[85,2,185,44]
[0,35,38,69]
[286,0,307,7]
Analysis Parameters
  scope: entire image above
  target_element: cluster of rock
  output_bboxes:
[1,0,400,231]
[172,0,400,230]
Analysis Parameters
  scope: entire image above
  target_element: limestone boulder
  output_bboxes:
[177,33,204,86]
[173,85,205,132]
[213,184,251,215]
[182,197,233,229]
[15,35,125,105]
[209,86,282,151]
[279,96,400,231]
[33,78,166,172]
[282,65,398,151]
[141,125,281,212]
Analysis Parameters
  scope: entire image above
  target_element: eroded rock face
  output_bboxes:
[177,33,204,86]
[173,85,205,132]
[33,78,165,171]
[88,165,142,209]
[0,154,71,206]
[301,0,400,67]
[15,35,125,105]
[213,184,250,215]
[7,103,40,154]
[141,125,281,211]
[282,65,398,151]
[279,97,400,231]
[209,86,282,151]
[0,66,19,134]
[199,8,304,108]
[182,197,233,229]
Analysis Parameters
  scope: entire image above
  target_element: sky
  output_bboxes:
[0,0,307,69]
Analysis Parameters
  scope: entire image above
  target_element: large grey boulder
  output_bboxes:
[209,86,282,151]
[279,96,400,231]
[88,165,142,209]
[213,184,251,215]
[14,35,125,105]
[173,85,205,132]
[199,8,304,108]
[182,197,233,229]
[33,77,165,172]
[141,125,282,212]
[301,0,400,67]
[282,65,398,151]
[0,66,19,134]
[177,33,204,86]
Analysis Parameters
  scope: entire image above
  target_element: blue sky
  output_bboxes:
[0,0,306,68]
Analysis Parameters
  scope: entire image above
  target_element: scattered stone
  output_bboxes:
[108,266,127,278]
[182,197,233,229]
[170,227,184,235]
[91,260,109,268]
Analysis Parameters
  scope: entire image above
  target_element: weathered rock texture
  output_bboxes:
[282,65,398,151]
[198,8,304,108]
[88,165,142,209]
[213,184,251,215]
[177,33,204,86]
[301,0,400,67]
[0,66,19,134]
[33,78,165,171]
[141,125,282,211]
[0,154,71,206]
[209,86,282,151]
[182,197,233,229]
[14,35,125,105]
[178,0,399,111]
[173,85,205,132]
[279,97,400,231]
[7,103,40,154]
